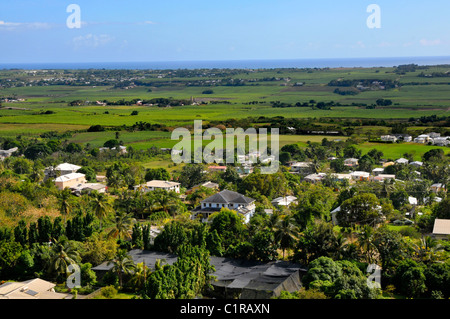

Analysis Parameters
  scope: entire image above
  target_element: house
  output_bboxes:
[430,183,446,193]
[408,196,418,206]
[381,135,397,143]
[409,161,423,168]
[134,180,181,193]
[271,196,298,207]
[70,183,107,196]
[344,158,359,167]
[92,249,307,299]
[304,173,326,183]
[186,181,219,194]
[332,173,352,182]
[371,174,396,182]
[403,135,412,142]
[350,171,370,181]
[372,168,384,176]
[382,161,395,168]
[208,166,227,173]
[192,189,256,223]
[290,162,313,173]
[432,137,449,146]
[395,158,409,165]
[45,162,81,179]
[432,219,450,240]
[99,145,127,154]
[0,147,18,160]
[0,278,71,299]
[54,173,86,190]
[414,134,432,144]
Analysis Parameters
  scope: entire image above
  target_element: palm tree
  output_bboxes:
[151,190,179,217]
[357,225,377,264]
[90,191,112,229]
[107,249,136,288]
[48,238,80,280]
[128,262,150,292]
[57,188,73,224]
[107,211,136,240]
[274,215,299,259]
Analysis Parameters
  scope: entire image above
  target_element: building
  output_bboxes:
[70,183,107,196]
[290,162,313,173]
[99,145,127,154]
[432,137,449,146]
[381,135,397,143]
[271,196,298,207]
[304,173,327,183]
[371,174,396,182]
[0,147,18,160]
[395,158,409,165]
[134,180,181,193]
[344,158,359,167]
[430,183,446,193]
[350,171,371,181]
[192,189,256,223]
[186,181,219,194]
[208,166,227,173]
[54,173,86,190]
[92,250,307,299]
[432,219,450,240]
[409,161,423,168]
[0,278,71,299]
[414,134,432,144]
[45,162,81,180]
[403,135,412,142]
[372,168,384,176]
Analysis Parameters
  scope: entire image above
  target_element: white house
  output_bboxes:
[271,196,298,207]
[350,171,371,181]
[381,135,397,143]
[134,180,181,193]
[372,168,384,176]
[395,158,409,165]
[45,162,82,179]
[192,189,256,224]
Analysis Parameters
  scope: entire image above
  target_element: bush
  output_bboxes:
[100,285,118,299]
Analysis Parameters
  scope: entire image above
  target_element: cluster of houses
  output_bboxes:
[381,132,449,146]
[44,163,107,195]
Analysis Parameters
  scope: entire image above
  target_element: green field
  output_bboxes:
[0,65,448,170]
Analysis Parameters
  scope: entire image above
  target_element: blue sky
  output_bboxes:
[0,0,449,63]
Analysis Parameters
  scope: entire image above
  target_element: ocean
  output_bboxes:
[1,56,450,70]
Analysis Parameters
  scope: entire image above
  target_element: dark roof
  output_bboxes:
[201,190,254,205]
[92,250,307,298]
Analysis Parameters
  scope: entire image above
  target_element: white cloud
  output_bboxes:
[72,34,115,49]
[0,20,53,30]
[420,38,443,46]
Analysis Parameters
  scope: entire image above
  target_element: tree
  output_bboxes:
[107,211,136,240]
[343,145,361,159]
[77,167,96,182]
[274,215,299,259]
[210,208,246,252]
[57,188,73,224]
[177,164,206,189]
[90,192,112,229]
[107,249,136,288]
[393,259,427,298]
[337,193,382,227]
[145,168,170,182]
[48,238,80,281]
[24,143,52,160]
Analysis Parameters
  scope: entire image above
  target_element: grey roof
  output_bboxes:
[201,190,255,205]
[92,250,307,298]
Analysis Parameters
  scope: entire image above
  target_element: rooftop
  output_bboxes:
[433,219,450,235]
[201,189,255,205]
